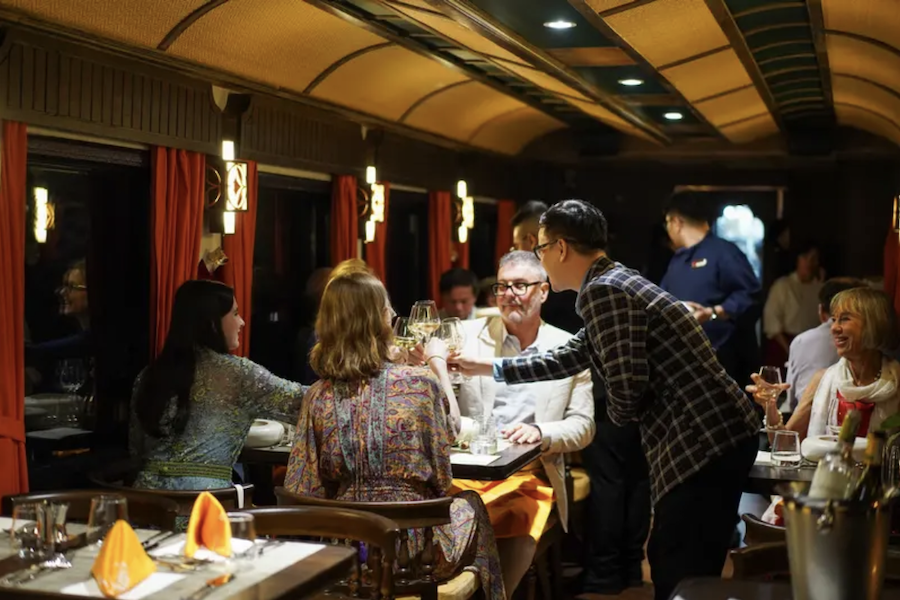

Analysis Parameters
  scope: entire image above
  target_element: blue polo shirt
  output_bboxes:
[660,234,760,350]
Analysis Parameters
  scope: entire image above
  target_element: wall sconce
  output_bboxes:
[893,195,899,232]
[462,196,475,230]
[222,140,236,161]
[456,180,467,199]
[33,187,55,244]
[370,183,385,223]
[223,211,236,235]
[224,161,249,212]
[457,223,468,244]
[366,166,377,186]
[365,217,377,244]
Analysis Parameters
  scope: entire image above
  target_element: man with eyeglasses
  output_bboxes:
[453,250,594,594]
[455,200,759,600]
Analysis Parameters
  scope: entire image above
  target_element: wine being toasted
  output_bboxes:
[412,322,440,337]
[394,336,418,351]
[808,410,862,499]
[849,430,886,502]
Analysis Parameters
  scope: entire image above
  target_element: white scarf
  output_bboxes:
[808,356,900,437]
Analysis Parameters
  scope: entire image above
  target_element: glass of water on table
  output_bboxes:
[771,430,801,469]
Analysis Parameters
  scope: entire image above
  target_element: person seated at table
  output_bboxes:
[284,271,505,600]
[453,251,594,593]
[749,287,900,439]
[130,279,308,490]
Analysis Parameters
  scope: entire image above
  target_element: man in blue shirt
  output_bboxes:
[660,192,761,385]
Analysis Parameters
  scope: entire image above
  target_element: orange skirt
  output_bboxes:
[451,474,555,541]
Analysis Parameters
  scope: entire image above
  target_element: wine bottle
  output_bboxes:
[849,430,886,502]
[808,410,862,499]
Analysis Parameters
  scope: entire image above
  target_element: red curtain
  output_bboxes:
[0,121,28,498]
[429,191,453,305]
[150,147,205,358]
[454,239,469,270]
[221,162,259,358]
[885,229,900,316]
[365,182,390,283]
[495,199,516,263]
[330,175,358,266]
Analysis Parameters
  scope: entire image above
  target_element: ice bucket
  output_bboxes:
[778,482,892,600]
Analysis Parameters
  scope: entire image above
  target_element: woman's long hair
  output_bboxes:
[136,280,234,436]
[310,271,393,382]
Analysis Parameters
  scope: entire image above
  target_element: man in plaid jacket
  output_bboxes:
[456,199,759,600]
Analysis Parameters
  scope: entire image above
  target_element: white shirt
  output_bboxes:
[489,327,540,428]
[785,320,838,410]
[764,272,823,338]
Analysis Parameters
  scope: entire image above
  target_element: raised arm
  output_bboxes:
[499,328,593,384]
[580,283,648,426]
[235,357,308,423]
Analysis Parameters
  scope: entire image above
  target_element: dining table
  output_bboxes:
[744,451,814,496]
[0,517,355,600]
[672,577,900,599]
[239,440,543,503]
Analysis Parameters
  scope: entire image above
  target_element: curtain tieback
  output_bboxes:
[0,415,25,443]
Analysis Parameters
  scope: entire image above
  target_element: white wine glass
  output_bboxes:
[392,317,418,362]
[439,318,466,384]
[410,301,440,342]
[758,366,782,430]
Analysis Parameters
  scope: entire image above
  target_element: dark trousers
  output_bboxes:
[648,435,758,600]
[581,380,651,593]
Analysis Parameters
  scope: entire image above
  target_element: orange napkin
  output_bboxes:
[184,491,232,558]
[91,520,156,598]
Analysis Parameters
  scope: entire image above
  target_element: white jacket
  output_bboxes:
[459,317,595,530]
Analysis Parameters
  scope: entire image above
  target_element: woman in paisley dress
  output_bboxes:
[284,271,505,599]
[130,280,306,490]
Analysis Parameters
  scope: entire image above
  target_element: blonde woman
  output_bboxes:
[284,271,505,599]
[750,287,900,438]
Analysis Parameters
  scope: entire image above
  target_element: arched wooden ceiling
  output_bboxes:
[2,0,899,152]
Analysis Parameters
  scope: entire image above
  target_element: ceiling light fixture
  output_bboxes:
[664,112,684,121]
[618,78,644,87]
[543,20,576,29]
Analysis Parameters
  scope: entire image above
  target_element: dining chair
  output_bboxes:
[2,489,179,530]
[242,506,400,599]
[741,513,786,545]
[87,458,254,517]
[274,487,472,600]
[731,541,900,584]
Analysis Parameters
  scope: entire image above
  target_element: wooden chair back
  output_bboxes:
[242,506,400,599]
[741,513,785,545]
[88,458,254,517]
[2,490,179,531]
[275,486,452,600]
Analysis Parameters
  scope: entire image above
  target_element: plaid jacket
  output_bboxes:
[500,256,758,503]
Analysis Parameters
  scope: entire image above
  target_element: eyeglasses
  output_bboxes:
[533,238,574,260]
[492,282,543,297]
[57,284,87,292]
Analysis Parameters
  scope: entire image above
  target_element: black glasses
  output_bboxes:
[57,284,87,293]
[533,238,574,260]
[492,282,543,297]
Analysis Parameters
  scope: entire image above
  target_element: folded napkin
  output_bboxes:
[184,492,231,558]
[91,520,157,598]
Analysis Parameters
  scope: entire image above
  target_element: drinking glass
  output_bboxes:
[392,317,418,362]
[771,430,801,469]
[10,502,45,559]
[470,414,498,455]
[88,495,128,545]
[409,301,440,342]
[438,318,466,384]
[227,512,258,567]
[882,438,900,490]
[758,366,783,429]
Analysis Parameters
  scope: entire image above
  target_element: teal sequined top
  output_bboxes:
[129,348,307,490]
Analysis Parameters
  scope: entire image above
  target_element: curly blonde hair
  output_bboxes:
[310,270,393,381]
[831,287,899,351]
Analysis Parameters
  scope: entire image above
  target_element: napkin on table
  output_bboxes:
[184,491,232,558]
[90,520,156,598]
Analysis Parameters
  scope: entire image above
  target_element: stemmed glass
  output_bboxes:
[758,366,783,430]
[57,359,85,426]
[392,317,418,362]
[409,301,440,343]
[88,495,128,546]
[438,318,466,384]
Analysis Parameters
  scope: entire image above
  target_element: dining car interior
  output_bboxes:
[5,0,900,599]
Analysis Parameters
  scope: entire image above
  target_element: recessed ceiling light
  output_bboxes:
[618,78,644,87]
[664,112,684,121]
[544,20,577,29]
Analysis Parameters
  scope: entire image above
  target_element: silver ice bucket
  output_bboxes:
[778,482,892,600]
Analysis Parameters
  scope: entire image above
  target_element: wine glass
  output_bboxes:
[758,366,782,430]
[438,318,466,383]
[392,318,417,362]
[227,512,258,568]
[88,495,128,546]
[409,301,440,342]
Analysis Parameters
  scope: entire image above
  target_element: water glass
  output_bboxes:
[227,512,258,568]
[88,495,128,545]
[471,415,498,455]
[771,430,801,469]
[11,502,45,558]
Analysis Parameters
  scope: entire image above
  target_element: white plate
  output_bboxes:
[244,420,284,448]
[800,435,867,462]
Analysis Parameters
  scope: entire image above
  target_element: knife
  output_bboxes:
[181,573,236,600]
[143,531,180,552]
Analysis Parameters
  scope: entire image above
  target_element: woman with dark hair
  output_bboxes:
[284,270,505,599]
[130,279,306,490]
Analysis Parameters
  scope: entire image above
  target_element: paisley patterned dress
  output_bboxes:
[284,363,506,600]
[130,348,306,490]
